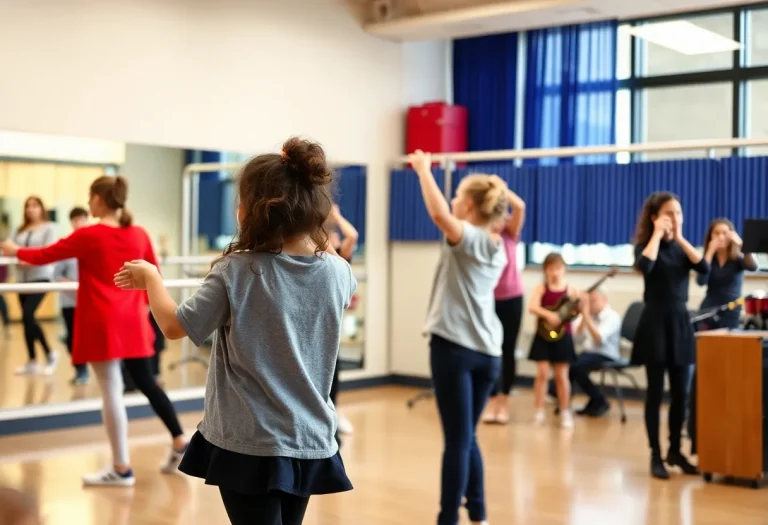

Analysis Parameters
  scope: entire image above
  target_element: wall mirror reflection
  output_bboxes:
[0,131,367,412]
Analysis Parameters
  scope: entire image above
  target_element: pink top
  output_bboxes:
[494,231,523,300]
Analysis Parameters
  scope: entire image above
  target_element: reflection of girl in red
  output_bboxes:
[1,176,187,486]
[326,204,358,439]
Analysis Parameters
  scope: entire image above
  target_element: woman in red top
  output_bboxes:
[1,176,187,487]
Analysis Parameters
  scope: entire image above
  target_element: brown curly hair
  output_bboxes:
[633,191,679,246]
[222,137,334,260]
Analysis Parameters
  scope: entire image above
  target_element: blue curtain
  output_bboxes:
[452,164,537,243]
[534,165,586,245]
[185,150,225,247]
[453,33,518,152]
[720,156,768,237]
[335,166,367,246]
[524,21,618,165]
[389,169,445,241]
[581,163,639,245]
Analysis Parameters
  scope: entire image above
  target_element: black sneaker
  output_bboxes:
[651,454,669,480]
[587,400,610,417]
[666,451,699,475]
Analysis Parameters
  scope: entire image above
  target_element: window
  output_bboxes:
[748,9,768,66]
[530,243,634,267]
[635,12,735,77]
[615,89,631,164]
[745,79,768,156]
[638,83,733,159]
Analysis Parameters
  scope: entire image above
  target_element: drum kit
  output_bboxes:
[743,291,768,330]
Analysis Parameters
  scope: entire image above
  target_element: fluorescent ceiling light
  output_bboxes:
[626,21,741,55]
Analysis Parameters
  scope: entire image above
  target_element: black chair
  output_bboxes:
[596,301,644,424]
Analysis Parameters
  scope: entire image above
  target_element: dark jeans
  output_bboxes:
[219,488,309,525]
[570,352,613,403]
[61,307,87,376]
[645,364,690,455]
[123,357,184,438]
[430,334,500,525]
[18,290,51,361]
[0,294,8,326]
[688,315,740,455]
[491,296,523,396]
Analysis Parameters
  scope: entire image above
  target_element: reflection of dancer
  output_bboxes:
[54,207,90,385]
[1,177,187,486]
[411,149,507,525]
[13,197,58,376]
[327,204,358,438]
[632,192,707,479]
[116,137,355,525]
[688,218,758,455]
[482,188,525,425]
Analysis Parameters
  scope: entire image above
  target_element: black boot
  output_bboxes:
[651,453,669,480]
[666,451,699,475]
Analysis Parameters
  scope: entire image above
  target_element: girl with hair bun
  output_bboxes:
[1,175,188,487]
[410,150,507,525]
[115,137,355,525]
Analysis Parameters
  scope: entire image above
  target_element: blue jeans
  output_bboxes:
[430,334,500,525]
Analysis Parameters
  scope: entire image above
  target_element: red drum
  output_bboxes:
[760,298,768,315]
[745,297,759,316]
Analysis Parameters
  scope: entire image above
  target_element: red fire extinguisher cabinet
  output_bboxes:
[406,102,468,160]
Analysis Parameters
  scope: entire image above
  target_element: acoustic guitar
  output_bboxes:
[536,266,619,342]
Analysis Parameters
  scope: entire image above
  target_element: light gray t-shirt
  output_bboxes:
[53,258,78,308]
[13,223,57,283]
[176,251,357,459]
[424,222,507,356]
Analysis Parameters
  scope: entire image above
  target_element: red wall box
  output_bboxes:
[406,102,467,165]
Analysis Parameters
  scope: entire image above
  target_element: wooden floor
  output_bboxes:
[0,321,210,410]
[0,386,766,524]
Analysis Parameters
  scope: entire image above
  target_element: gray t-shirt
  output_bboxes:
[53,258,78,308]
[176,251,357,459]
[13,222,57,283]
[424,222,507,356]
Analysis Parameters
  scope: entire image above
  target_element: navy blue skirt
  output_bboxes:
[179,431,353,497]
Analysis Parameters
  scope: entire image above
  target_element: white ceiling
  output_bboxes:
[358,0,766,40]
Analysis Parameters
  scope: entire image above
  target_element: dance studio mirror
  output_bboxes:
[0,130,368,413]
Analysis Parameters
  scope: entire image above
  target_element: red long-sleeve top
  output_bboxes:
[17,223,158,364]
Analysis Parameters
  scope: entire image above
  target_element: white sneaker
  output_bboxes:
[43,352,59,376]
[337,414,354,435]
[533,410,546,425]
[560,410,574,429]
[161,446,187,474]
[82,468,136,487]
[15,362,38,375]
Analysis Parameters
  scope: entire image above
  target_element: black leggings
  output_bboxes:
[645,364,689,456]
[219,488,309,525]
[123,357,184,438]
[491,296,523,396]
[61,307,87,376]
[0,294,8,326]
[19,292,51,361]
[330,358,340,406]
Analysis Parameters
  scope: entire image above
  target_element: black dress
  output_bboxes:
[631,241,709,367]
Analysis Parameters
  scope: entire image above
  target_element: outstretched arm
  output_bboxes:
[3,231,81,266]
[409,150,463,245]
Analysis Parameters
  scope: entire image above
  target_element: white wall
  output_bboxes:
[0,0,405,380]
[402,41,450,106]
[390,243,766,388]
[120,144,185,257]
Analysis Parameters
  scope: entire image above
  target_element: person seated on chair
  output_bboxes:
[550,286,621,417]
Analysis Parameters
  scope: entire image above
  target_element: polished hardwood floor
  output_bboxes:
[0,321,208,410]
[0,386,766,524]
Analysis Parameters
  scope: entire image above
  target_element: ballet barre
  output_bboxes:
[0,255,215,266]
[0,279,203,293]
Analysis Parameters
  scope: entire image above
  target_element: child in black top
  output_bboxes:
[632,192,709,480]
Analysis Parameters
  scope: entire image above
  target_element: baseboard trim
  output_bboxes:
[0,373,653,437]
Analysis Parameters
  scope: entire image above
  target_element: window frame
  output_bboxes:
[525,2,768,270]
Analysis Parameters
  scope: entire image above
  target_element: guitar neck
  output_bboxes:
[585,275,610,294]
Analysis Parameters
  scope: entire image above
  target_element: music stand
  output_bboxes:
[743,219,768,254]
